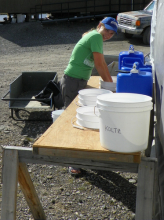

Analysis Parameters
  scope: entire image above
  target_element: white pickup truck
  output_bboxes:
[117,1,155,45]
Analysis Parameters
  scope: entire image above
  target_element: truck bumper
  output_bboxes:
[118,24,143,35]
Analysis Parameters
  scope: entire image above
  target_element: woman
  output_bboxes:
[60,17,118,175]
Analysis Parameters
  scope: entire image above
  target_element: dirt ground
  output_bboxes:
[0,20,150,219]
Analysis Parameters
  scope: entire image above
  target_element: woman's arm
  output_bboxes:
[93,52,113,82]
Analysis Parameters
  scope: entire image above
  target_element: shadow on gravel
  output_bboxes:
[0,21,148,48]
[20,111,52,138]
[83,169,136,213]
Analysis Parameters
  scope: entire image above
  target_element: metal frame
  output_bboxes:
[1,143,161,220]
[1,72,58,121]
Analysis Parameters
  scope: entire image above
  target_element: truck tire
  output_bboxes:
[124,33,133,38]
[143,27,150,45]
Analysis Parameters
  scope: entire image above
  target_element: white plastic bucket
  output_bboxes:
[51,110,64,122]
[96,101,153,112]
[76,106,99,122]
[76,115,99,129]
[97,93,152,107]
[76,106,99,129]
[99,79,116,92]
[78,96,97,106]
[96,93,153,153]
[78,88,112,101]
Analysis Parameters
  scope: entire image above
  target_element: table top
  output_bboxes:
[33,76,141,163]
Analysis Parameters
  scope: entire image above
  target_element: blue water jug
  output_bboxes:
[121,64,152,74]
[119,45,144,69]
[116,62,153,97]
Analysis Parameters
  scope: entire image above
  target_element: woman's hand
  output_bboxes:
[93,52,113,82]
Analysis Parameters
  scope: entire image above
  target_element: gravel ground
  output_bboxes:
[0,19,150,220]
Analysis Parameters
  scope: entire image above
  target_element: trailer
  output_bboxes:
[1,72,60,121]
[0,0,150,20]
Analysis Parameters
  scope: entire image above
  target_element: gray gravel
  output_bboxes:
[0,19,150,220]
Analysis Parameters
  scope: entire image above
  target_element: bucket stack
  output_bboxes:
[76,88,112,129]
[76,106,99,129]
[78,88,112,106]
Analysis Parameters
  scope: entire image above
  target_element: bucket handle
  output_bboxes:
[94,106,100,117]
[71,116,85,130]
[71,116,98,131]
[75,100,83,107]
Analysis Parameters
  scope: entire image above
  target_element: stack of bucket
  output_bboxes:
[76,88,112,129]
[76,106,100,129]
[96,93,153,153]
[78,88,112,106]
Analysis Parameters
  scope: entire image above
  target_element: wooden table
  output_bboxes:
[1,76,160,220]
[33,76,141,164]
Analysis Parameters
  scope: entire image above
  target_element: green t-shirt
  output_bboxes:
[64,30,103,81]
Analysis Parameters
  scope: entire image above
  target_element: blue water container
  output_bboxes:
[121,64,152,74]
[119,45,144,69]
[116,62,153,97]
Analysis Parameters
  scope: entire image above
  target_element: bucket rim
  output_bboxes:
[97,93,152,104]
[51,109,64,116]
[97,104,153,112]
[98,106,153,113]
[96,100,153,108]
[78,88,113,96]
[76,115,99,123]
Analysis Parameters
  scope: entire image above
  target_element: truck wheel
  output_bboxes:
[143,27,150,45]
[124,33,133,38]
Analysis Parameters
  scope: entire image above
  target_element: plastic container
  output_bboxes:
[116,62,153,97]
[51,110,64,122]
[76,116,99,129]
[76,106,99,122]
[96,93,152,153]
[75,106,100,129]
[97,100,152,112]
[121,63,152,73]
[78,88,112,101]
[119,45,144,69]
[97,93,152,107]
[99,79,116,92]
[78,88,112,106]
[78,96,97,106]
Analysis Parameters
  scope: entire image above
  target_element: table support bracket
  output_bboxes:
[1,147,46,220]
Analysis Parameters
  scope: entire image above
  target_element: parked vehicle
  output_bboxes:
[116,1,155,45]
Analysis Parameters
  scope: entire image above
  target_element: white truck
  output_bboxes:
[117,1,155,45]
